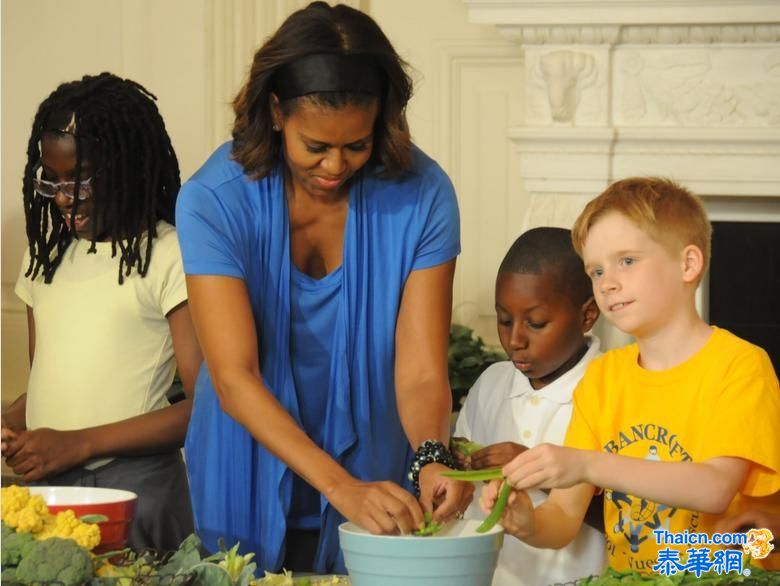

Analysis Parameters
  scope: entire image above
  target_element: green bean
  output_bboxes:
[450,438,484,456]
[476,481,512,533]
[413,511,443,537]
[441,468,503,481]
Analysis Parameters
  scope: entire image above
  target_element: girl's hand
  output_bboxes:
[470,442,528,470]
[1,418,17,457]
[4,428,90,482]
[328,478,426,535]
[418,462,475,523]
[479,479,535,538]
[502,443,589,490]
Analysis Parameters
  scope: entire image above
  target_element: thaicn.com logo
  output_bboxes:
[652,528,775,578]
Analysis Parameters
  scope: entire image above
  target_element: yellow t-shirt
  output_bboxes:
[565,326,780,573]
[15,221,187,468]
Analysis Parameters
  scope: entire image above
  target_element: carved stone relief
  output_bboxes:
[527,48,606,125]
[616,48,780,126]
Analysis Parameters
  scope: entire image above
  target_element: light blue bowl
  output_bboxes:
[338,519,504,586]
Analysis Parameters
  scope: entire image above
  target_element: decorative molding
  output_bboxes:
[535,50,597,123]
[498,25,620,44]
[620,24,780,44]
[433,41,524,333]
[203,0,307,149]
[616,48,780,127]
[462,1,780,27]
[508,126,780,196]
[435,41,523,178]
[525,47,608,125]
[204,0,250,148]
[508,127,616,196]
[508,126,616,151]
[615,127,780,154]
[498,24,780,45]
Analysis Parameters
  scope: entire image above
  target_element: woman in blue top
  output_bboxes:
[176,1,472,574]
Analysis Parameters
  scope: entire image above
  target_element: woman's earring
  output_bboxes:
[272,124,281,132]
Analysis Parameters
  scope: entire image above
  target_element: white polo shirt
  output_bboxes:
[454,336,606,586]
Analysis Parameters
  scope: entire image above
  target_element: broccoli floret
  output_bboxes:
[1,523,36,567]
[2,566,19,584]
[14,537,93,585]
[2,521,14,540]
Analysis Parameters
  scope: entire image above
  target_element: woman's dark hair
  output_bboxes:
[23,72,180,285]
[232,1,413,179]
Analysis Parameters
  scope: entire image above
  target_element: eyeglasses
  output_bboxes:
[33,177,93,200]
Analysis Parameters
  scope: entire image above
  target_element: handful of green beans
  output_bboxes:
[413,511,444,537]
[441,468,512,533]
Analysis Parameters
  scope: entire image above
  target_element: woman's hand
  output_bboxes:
[503,443,589,490]
[3,428,90,481]
[479,479,534,539]
[328,478,425,535]
[470,442,528,470]
[418,462,475,523]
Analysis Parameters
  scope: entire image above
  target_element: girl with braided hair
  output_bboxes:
[1,72,202,553]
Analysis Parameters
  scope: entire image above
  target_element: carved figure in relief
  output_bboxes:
[619,49,780,126]
[535,50,597,123]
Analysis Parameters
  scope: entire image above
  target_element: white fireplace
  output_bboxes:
[461,0,780,349]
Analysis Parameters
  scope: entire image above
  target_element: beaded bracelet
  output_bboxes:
[408,439,455,495]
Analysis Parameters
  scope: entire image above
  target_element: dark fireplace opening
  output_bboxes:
[708,221,779,375]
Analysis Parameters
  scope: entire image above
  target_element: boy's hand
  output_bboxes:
[479,479,535,538]
[470,442,528,470]
[450,436,472,470]
[503,443,589,490]
[713,508,780,537]
[3,428,90,482]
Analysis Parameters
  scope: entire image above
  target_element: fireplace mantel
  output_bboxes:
[461,0,780,347]
[463,0,780,27]
[460,0,780,215]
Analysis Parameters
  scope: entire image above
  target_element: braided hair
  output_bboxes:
[22,72,180,284]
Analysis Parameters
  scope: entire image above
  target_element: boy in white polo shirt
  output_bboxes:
[453,227,606,586]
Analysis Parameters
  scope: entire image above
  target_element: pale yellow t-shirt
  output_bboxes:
[15,221,187,468]
[565,326,780,573]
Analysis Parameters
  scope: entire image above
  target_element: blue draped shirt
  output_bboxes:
[176,142,460,573]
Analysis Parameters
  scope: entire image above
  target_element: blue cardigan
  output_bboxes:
[176,143,460,573]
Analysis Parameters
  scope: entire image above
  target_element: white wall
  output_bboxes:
[1,0,530,407]
[1,0,211,404]
[373,0,526,340]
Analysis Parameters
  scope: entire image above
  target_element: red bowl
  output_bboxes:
[28,486,137,552]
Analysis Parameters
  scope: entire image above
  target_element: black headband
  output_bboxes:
[273,53,383,101]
